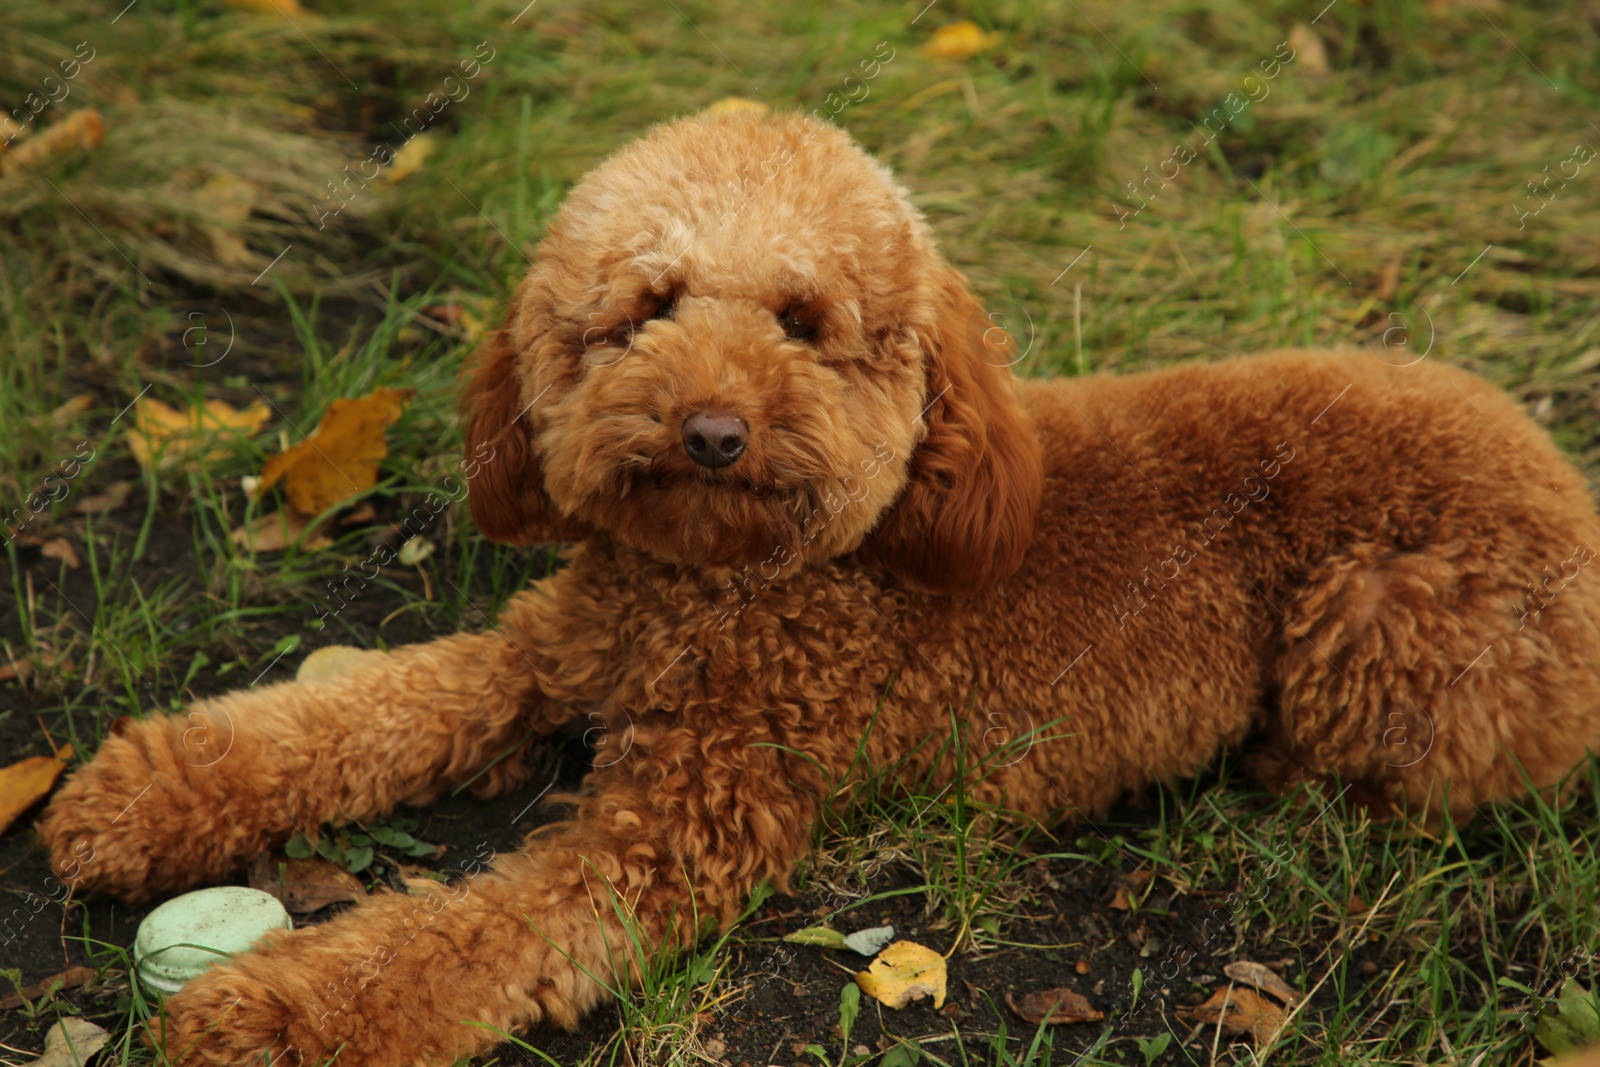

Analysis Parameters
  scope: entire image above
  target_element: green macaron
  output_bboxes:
[134,887,293,994]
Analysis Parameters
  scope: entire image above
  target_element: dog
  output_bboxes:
[37,109,1600,1065]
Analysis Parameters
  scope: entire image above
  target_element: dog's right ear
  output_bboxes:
[461,306,590,545]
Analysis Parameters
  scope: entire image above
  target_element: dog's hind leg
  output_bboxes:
[1248,546,1600,822]
[37,591,576,902]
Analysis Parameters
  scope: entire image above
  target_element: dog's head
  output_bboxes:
[463,111,1042,594]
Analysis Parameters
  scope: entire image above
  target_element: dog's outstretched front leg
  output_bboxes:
[153,739,819,1067]
[37,593,573,902]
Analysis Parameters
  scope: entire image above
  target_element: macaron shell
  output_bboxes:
[135,886,293,993]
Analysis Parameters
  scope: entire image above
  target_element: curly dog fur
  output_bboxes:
[37,110,1600,1065]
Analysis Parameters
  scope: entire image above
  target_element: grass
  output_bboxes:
[2,0,1600,1063]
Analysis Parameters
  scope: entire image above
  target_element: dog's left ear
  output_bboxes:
[866,268,1044,594]
[461,301,591,545]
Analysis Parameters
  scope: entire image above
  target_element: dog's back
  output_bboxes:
[954,351,1600,822]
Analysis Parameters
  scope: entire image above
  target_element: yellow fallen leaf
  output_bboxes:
[706,97,769,116]
[229,508,332,553]
[296,644,379,682]
[921,21,1002,60]
[382,134,434,184]
[1287,23,1329,74]
[0,109,104,175]
[855,940,947,1010]
[126,397,272,473]
[227,0,302,13]
[2,744,73,836]
[257,387,411,516]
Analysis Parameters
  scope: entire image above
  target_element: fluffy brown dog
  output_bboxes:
[37,110,1600,1065]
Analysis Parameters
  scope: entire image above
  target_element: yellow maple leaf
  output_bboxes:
[258,387,411,516]
[921,21,1002,60]
[126,397,272,473]
[855,941,947,1009]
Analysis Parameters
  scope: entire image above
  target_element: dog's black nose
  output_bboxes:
[681,410,748,469]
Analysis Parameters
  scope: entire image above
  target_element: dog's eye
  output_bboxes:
[778,305,819,343]
[584,294,675,353]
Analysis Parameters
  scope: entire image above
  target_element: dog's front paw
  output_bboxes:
[150,892,491,1067]
[36,713,248,901]
[153,957,304,1066]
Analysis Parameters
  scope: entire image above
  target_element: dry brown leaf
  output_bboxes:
[922,20,1002,59]
[855,941,947,1009]
[1006,988,1103,1025]
[1288,24,1329,74]
[39,537,80,570]
[1223,960,1303,1005]
[19,1016,109,1067]
[0,652,60,687]
[192,173,259,266]
[230,509,332,553]
[258,388,411,516]
[75,480,134,515]
[1178,986,1289,1044]
[1,744,73,835]
[248,852,364,913]
[0,966,98,1011]
[0,109,103,175]
[339,502,378,526]
[50,393,94,424]
[1109,869,1152,910]
[127,397,271,473]
[421,304,467,329]
[422,293,495,343]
